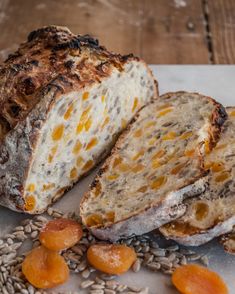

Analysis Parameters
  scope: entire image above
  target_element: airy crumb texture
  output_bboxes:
[161,107,235,246]
[81,92,226,241]
[0,26,157,213]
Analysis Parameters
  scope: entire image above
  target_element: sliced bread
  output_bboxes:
[80,92,227,241]
[221,229,235,254]
[160,107,235,246]
[0,26,157,214]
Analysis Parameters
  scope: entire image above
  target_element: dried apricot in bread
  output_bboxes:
[160,107,235,246]
[172,264,228,294]
[80,92,227,241]
[0,26,157,214]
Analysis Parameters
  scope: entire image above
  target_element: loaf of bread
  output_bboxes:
[160,108,235,246]
[0,26,158,214]
[80,92,226,241]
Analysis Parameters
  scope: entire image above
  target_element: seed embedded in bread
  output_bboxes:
[81,92,227,241]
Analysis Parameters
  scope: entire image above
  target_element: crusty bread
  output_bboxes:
[220,229,235,254]
[0,26,158,214]
[160,107,235,246]
[80,92,227,241]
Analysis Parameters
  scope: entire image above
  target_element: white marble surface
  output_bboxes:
[1,65,235,294]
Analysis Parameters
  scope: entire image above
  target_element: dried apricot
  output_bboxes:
[87,244,136,275]
[39,218,83,251]
[22,246,69,289]
[86,137,98,150]
[24,195,36,211]
[157,107,173,117]
[172,264,228,294]
[52,124,64,141]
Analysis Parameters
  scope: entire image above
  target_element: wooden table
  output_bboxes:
[0,0,234,64]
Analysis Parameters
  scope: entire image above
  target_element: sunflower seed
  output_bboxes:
[2,286,8,294]
[35,216,48,223]
[24,225,32,234]
[167,253,176,262]
[180,256,187,265]
[116,284,127,292]
[143,253,154,265]
[150,241,159,249]
[71,246,83,255]
[95,277,105,285]
[160,261,173,270]
[151,248,166,257]
[132,259,141,272]
[81,279,95,288]
[82,268,90,279]
[128,285,142,292]
[77,259,87,271]
[200,255,209,266]
[105,280,118,290]
[91,284,105,290]
[147,262,161,271]
[187,253,201,261]
[14,231,26,241]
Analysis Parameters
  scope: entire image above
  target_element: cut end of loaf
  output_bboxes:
[21,61,156,214]
[160,107,235,246]
[81,92,227,240]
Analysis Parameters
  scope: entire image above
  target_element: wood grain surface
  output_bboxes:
[0,0,234,64]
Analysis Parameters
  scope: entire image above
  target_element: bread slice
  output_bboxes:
[0,26,158,214]
[220,228,235,254]
[160,107,235,246]
[80,92,227,241]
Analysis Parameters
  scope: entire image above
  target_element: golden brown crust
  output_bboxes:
[0,25,140,140]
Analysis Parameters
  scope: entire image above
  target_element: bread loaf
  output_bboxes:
[80,92,226,241]
[160,108,235,246]
[0,26,158,213]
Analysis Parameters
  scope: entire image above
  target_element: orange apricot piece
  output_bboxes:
[39,218,83,251]
[172,264,228,294]
[22,246,69,289]
[87,244,137,275]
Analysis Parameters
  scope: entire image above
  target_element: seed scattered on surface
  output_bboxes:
[81,279,95,289]
[0,207,206,293]
[82,268,91,279]
[132,258,141,272]
[200,255,209,266]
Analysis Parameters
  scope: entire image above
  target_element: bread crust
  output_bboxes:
[163,215,235,247]
[80,92,227,241]
[0,25,158,213]
[160,107,235,247]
